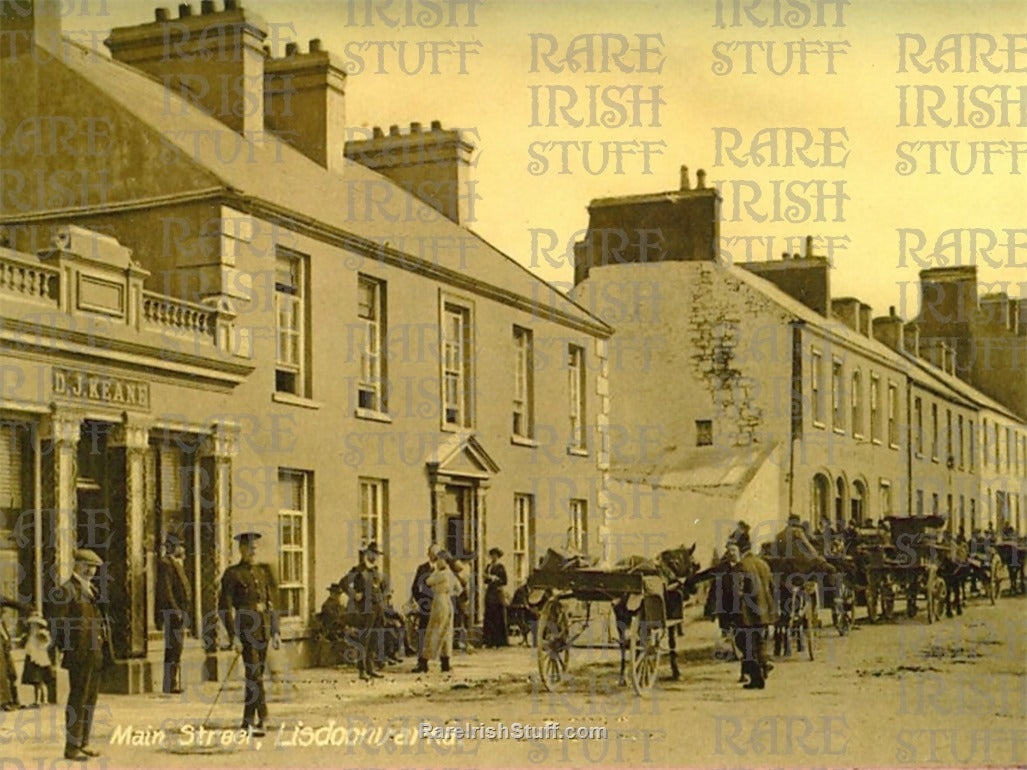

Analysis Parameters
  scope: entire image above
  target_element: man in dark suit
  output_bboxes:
[156,533,192,694]
[343,542,386,680]
[726,542,778,690]
[409,543,437,673]
[50,549,112,761]
[218,532,279,736]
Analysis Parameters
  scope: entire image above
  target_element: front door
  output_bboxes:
[441,484,479,624]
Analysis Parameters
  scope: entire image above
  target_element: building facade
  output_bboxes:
[1,1,611,689]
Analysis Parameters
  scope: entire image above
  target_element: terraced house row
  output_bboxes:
[0,0,1024,693]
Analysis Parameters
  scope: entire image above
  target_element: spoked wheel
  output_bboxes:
[988,554,1003,604]
[536,599,570,691]
[628,597,664,696]
[833,580,855,636]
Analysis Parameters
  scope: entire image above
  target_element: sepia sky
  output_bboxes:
[67,0,1027,319]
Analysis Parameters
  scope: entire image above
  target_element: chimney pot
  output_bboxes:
[781,252,789,260]
[792,253,801,260]
[309,38,322,52]
[261,44,270,56]
[372,126,384,138]
[285,42,298,56]
[680,165,690,190]
[178,3,193,17]
[696,169,706,189]
[410,121,422,133]
[201,0,216,13]
[155,7,170,21]
[805,235,814,258]
[889,305,896,316]
[431,119,442,131]
[389,124,401,136]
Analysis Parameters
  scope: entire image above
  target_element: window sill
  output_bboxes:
[871,438,882,446]
[272,392,322,410]
[355,408,392,424]
[833,428,846,436]
[889,443,900,450]
[567,447,589,457]
[511,435,538,448]
[853,433,864,442]
[812,421,826,430]
[278,617,310,641]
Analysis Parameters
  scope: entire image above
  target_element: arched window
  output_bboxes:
[834,477,847,527]
[812,474,830,524]
[851,480,867,524]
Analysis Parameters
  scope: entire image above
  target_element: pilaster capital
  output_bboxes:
[202,422,240,459]
[108,417,151,452]
[40,410,82,447]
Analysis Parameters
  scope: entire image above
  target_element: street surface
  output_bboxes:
[3,596,1025,768]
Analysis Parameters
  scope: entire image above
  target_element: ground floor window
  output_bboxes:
[278,469,311,619]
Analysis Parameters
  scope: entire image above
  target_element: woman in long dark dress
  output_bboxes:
[482,548,509,648]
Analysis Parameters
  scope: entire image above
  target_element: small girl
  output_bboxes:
[21,615,53,708]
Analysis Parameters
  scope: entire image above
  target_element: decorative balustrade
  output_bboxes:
[0,254,60,306]
[141,292,218,339]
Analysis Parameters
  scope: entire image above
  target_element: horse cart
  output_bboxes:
[526,546,697,696]
[860,515,950,623]
[993,538,1026,596]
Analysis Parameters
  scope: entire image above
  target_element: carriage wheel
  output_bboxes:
[628,599,664,696]
[988,555,1002,604]
[536,599,570,691]
[833,580,855,636]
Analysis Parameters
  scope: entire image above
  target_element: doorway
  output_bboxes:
[441,483,479,625]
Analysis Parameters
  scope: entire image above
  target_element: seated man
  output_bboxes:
[773,514,821,561]
[378,590,405,666]
[317,583,350,666]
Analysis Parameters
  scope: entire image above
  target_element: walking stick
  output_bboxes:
[201,649,240,729]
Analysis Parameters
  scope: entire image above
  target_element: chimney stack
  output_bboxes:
[680,165,690,190]
[105,3,270,135]
[1,0,62,58]
[873,308,905,352]
[344,121,478,225]
[265,39,348,172]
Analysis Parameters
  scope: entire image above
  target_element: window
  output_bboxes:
[970,498,977,530]
[916,489,924,516]
[275,251,306,396]
[512,327,534,439]
[442,303,472,428]
[569,499,588,555]
[932,493,939,516]
[568,345,586,450]
[811,349,824,425]
[513,494,535,583]
[277,469,310,619]
[870,373,881,442]
[879,480,892,518]
[358,478,387,569]
[851,370,863,437]
[914,397,923,455]
[1006,427,1012,473]
[983,419,989,467]
[0,422,26,601]
[994,422,1000,467]
[959,496,965,533]
[930,403,939,461]
[357,276,386,413]
[887,383,898,447]
[831,359,844,431]
[946,409,953,463]
[958,415,964,469]
[969,419,976,471]
[696,419,713,447]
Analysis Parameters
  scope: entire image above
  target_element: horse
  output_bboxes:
[507,583,541,647]
[612,544,700,684]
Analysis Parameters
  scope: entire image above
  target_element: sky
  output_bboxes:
[65,0,1027,319]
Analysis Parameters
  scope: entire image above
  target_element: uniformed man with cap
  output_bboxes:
[218,532,279,735]
[342,542,386,680]
[156,532,192,694]
[50,548,113,761]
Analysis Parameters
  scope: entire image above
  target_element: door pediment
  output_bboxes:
[426,433,499,480]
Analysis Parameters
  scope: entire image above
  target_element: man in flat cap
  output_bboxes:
[342,542,386,680]
[156,533,192,694]
[50,549,112,761]
[218,532,279,736]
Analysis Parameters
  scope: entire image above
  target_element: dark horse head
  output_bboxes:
[658,543,700,595]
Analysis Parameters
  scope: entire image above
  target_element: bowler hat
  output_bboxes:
[327,582,343,593]
[361,541,383,556]
[488,547,504,558]
[234,531,262,544]
[73,548,103,566]
[787,513,802,524]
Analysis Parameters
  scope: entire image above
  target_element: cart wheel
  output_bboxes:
[988,555,1002,604]
[628,599,664,696]
[536,599,569,691]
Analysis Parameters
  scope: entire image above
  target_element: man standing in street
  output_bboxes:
[726,542,777,690]
[218,532,279,736]
[410,544,437,673]
[344,542,386,680]
[156,533,192,694]
[50,549,112,761]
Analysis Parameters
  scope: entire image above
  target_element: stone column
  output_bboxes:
[39,411,80,597]
[105,419,150,661]
[199,423,237,681]
[430,481,446,547]
[473,483,489,625]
